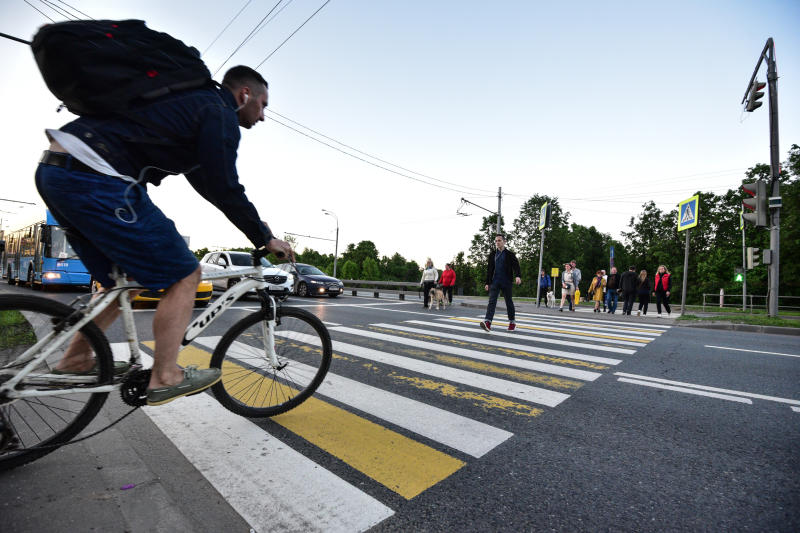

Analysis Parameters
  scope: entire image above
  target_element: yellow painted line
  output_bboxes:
[390,373,543,418]
[145,341,465,500]
[366,326,609,370]
[449,317,650,343]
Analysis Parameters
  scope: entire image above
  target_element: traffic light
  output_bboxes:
[733,267,743,282]
[742,180,768,227]
[746,80,766,112]
[746,247,760,270]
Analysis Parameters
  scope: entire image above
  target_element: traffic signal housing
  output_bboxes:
[742,180,768,227]
[746,247,760,270]
[733,267,744,282]
[746,80,766,112]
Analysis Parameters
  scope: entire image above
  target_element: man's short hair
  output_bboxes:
[629,266,636,271]
[495,234,506,240]
[222,66,268,93]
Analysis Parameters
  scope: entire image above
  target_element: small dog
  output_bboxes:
[428,287,448,310]
[546,290,555,307]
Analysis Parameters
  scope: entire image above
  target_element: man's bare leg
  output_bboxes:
[148,267,202,389]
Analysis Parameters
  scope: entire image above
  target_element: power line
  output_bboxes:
[240,0,295,49]
[265,114,493,196]
[213,0,286,76]
[202,0,253,56]
[52,0,92,19]
[23,0,56,23]
[266,108,496,195]
[254,0,331,68]
[39,0,76,20]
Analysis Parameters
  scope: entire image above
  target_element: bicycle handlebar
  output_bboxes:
[251,247,288,267]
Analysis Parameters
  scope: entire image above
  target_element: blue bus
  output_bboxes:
[3,211,91,288]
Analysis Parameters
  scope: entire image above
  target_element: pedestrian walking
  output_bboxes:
[605,267,621,314]
[420,258,439,309]
[480,235,522,332]
[569,260,582,299]
[654,265,672,317]
[620,266,638,315]
[559,263,575,312]
[636,269,651,316]
[601,269,608,312]
[441,263,456,304]
[587,270,606,313]
[537,269,551,307]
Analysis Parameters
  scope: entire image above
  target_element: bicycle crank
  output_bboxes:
[120,368,151,407]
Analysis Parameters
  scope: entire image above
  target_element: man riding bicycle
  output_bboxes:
[36,65,294,406]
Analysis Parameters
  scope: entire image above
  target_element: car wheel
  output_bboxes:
[297,282,308,297]
[227,278,239,289]
[194,300,209,308]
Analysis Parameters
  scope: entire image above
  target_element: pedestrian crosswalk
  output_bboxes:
[119,311,671,532]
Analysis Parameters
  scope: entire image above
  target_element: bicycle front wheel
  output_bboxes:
[0,295,113,471]
[210,306,332,417]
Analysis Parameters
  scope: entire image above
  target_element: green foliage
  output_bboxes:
[341,260,360,280]
[361,257,380,280]
[193,247,210,260]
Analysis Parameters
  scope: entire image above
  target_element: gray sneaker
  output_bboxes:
[146,366,222,406]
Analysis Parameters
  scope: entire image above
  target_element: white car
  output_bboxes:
[199,251,293,298]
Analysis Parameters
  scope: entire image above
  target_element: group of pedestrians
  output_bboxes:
[618,265,672,317]
[419,259,457,308]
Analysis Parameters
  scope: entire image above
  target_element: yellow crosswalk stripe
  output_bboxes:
[145,342,466,500]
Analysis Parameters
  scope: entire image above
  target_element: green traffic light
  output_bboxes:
[734,273,743,282]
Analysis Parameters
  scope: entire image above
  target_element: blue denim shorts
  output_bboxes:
[35,162,198,290]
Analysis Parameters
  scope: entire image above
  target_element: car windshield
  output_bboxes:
[298,265,326,276]
[230,253,252,267]
[259,257,274,268]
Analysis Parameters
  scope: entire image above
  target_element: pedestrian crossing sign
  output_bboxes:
[678,195,699,232]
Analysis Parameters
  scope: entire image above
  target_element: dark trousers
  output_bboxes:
[537,287,550,306]
[606,290,619,313]
[423,281,435,307]
[622,292,636,315]
[655,291,671,314]
[485,282,515,323]
[638,293,650,315]
[443,285,453,303]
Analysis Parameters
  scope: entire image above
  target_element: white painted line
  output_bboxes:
[422,319,636,356]
[385,322,624,364]
[705,345,800,359]
[512,311,673,330]
[331,326,601,382]
[448,316,648,347]
[116,346,394,532]
[347,305,463,318]
[508,316,662,338]
[792,406,800,413]
[276,332,571,408]
[617,377,753,404]
[323,321,342,327]
[614,372,800,406]
[195,337,512,458]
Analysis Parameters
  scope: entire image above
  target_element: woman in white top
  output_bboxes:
[420,258,439,308]
[559,263,575,312]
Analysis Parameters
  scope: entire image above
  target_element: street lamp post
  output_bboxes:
[322,209,339,278]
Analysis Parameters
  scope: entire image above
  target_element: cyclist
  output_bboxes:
[36,65,294,406]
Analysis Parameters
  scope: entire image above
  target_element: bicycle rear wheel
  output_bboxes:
[210,306,332,417]
[0,295,113,471]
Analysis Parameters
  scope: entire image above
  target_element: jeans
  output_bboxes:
[656,291,671,314]
[485,282,515,323]
[606,290,619,313]
[622,292,636,315]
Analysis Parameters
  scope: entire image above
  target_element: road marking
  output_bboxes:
[418,319,636,355]
[379,322,623,365]
[277,332,572,407]
[332,326,602,383]
[617,377,753,404]
[347,305,463,318]
[195,337,513,458]
[511,311,672,330]
[792,407,800,413]
[323,321,342,327]
[614,372,800,406]
[487,313,664,338]
[448,317,649,346]
[705,345,800,359]
[119,344,394,532]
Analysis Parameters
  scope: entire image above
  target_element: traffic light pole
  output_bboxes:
[535,228,545,304]
[741,226,747,312]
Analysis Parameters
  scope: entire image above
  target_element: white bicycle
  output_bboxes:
[0,249,332,471]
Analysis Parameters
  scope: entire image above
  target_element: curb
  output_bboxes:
[675,321,800,336]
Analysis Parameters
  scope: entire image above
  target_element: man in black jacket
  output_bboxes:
[619,266,638,316]
[480,234,522,332]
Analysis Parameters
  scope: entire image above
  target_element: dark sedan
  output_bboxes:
[276,263,344,298]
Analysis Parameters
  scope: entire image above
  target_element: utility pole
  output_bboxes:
[496,187,502,235]
[742,38,780,317]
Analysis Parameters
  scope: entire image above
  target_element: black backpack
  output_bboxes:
[31,19,212,117]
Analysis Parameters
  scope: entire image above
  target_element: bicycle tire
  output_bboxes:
[0,294,113,471]
[210,306,332,417]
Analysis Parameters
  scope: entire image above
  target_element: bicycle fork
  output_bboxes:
[259,295,285,370]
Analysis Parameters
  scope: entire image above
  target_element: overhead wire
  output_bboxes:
[266,108,496,195]
[254,0,331,68]
[202,0,253,56]
[39,0,76,19]
[52,0,91,19]
[23,0,56,22]
[213,0,286,77]
[240,0,295,49]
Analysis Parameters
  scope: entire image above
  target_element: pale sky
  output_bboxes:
[1,0,798,269]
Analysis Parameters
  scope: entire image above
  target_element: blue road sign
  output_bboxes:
[678,195,699,232]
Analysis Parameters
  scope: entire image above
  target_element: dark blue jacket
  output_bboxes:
[539,274,551,288]
[59,85,273,248]
[485,248,521,285]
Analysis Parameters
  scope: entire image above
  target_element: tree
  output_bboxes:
[193,247,209,260]
[361,257,380,280]
[340,241,379,269]
[341,260,359,280]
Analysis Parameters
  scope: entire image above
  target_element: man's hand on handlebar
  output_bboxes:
[267,238,295,263]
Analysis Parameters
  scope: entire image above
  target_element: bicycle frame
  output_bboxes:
[1,266,280,400]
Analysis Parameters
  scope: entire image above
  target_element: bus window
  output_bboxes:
[48,227,79,260]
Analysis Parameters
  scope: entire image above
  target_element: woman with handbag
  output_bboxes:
[559,263,575,312]
[587,270,606,313]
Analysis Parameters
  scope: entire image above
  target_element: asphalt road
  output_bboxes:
[1,284,798,532]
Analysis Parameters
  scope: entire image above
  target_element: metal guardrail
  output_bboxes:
[701,293,800,313]
[341,279,422,300]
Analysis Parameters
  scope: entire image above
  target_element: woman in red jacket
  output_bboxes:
[441,263,456,304]
[654,265,672,317]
